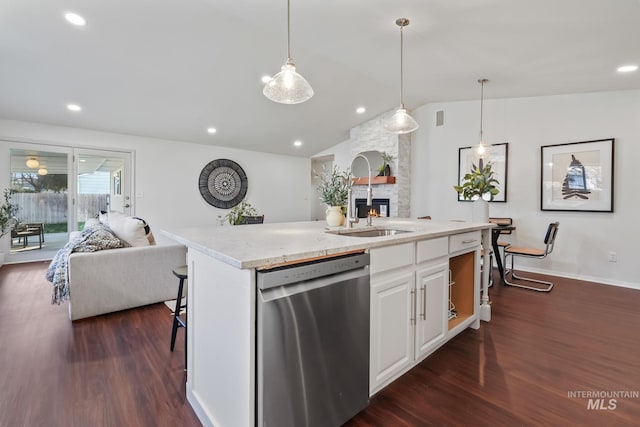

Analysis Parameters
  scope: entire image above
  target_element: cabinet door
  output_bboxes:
[415,261,448,360]
[370,270,414,394]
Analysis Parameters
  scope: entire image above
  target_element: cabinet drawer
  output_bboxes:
[449,231,481,254]
[416,237,448,264]
[370,242,415,275]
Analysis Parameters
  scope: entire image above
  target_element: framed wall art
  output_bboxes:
[198,158,248,209]
[457,142,509,202]
[540,138,614,212]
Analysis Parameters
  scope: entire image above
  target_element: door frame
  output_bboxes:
[74,148,133,226]
[1,139,134,261]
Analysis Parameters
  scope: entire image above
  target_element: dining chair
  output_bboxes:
[489,217,513,251]
[240,215,265,225]
[503,222,559,292]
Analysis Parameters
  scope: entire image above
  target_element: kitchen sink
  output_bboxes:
[333,228,412,237]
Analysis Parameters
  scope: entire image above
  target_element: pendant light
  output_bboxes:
[263,0,314,104]
[476,78,489,157]
[383,18,419,134]
[26,157,39,168]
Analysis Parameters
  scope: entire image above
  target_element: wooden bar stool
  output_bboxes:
[170,265,188,368]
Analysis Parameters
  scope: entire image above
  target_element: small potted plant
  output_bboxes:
[378,151,394,176]
[224,200,261,225]
[453,159,499,222]
[316,165,352,226]
[0,189,20,265]
[0,189,19,238]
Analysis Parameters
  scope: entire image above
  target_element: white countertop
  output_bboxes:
[162,218,493,270]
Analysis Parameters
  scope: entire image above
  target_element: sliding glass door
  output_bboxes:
[4,143,132,263]
[8,145,72,261]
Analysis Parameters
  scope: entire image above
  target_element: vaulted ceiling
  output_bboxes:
[1,0,639,157]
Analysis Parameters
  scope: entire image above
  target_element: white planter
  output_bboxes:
[471,198,490,223]
[325,206,344,227]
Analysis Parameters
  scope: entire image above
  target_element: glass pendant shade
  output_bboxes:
[384,107,419,134]
[263,0,313,104]
[383,18,419,134]
[263,60,314,104]
[475,142,487,156]
[38,168,48,175]
[26,157,39,168]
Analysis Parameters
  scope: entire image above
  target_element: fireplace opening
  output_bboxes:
[355,198,390,218]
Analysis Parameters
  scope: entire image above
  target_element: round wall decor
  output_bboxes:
[198,159,248,209]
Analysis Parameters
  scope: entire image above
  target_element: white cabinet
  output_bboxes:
[369,235,480,395]
[369,238,449,394]
[370,269,414,392]
[414,261,448,359]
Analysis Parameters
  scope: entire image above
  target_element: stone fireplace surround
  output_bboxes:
[347,114,411,218]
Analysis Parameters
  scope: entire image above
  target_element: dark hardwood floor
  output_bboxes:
[0,262,200,427]
[1,262,639,426]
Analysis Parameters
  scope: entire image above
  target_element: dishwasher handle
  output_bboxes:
[259,266,369,303]
[257,252,369,290]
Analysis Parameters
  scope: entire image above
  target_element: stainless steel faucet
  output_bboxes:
[345,154,373,228]
[345,188,358,228]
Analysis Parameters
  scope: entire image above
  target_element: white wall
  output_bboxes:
[411,90,640,289]
[0,119,311,245]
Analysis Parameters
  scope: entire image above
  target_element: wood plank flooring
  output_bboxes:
[1,262,639,426]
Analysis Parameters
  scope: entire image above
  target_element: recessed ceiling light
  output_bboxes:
[261,75,272,83]
[67,104,82,112]
[617,65,638,73]
[207,127,217,134]
[356,106,366,114]
[293,140,302,147]
[64,12,87,27]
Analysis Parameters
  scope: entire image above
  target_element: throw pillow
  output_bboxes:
[98,211,109,225]
[105,211,153,247]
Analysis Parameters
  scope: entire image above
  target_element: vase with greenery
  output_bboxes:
[378,151,394,176]
[453,160,499,222]
[224,200,259,225]
[316,165,352,226]
[0,189,19,238]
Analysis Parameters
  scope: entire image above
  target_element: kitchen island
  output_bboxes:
[162,218,494,427]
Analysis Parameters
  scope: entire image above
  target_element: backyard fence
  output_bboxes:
[11,192,109,224]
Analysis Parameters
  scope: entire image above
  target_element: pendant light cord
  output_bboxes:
[287,0,291,61]
[399,24,405,108]
[479,79,484,141]
[478,78,488,142]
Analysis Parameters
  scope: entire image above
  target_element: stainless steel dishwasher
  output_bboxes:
[257,252,370,427]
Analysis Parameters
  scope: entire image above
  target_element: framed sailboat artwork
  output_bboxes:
[541,138,614,212]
